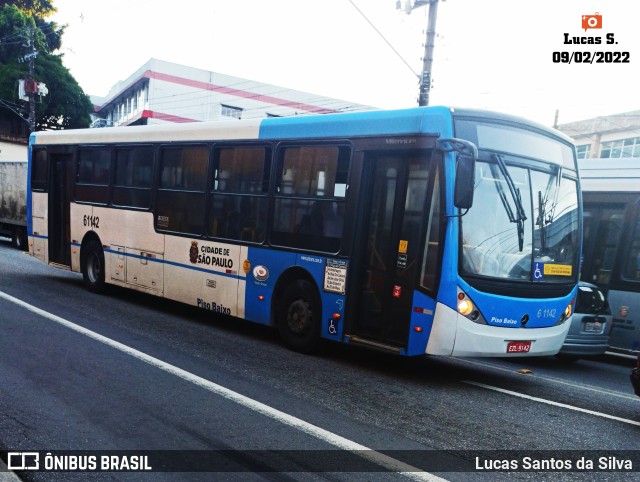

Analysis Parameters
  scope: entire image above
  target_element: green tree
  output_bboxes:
[0,1,56,18]
[0,2,92,132]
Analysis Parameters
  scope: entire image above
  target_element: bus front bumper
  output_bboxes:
[426,303,571,357]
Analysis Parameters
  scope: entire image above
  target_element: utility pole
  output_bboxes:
[27,27,37,132]
[17,28,46,132]
[399,0,440,106]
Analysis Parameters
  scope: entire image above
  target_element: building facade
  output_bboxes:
[557,111,640,160]
[91,59,374,128]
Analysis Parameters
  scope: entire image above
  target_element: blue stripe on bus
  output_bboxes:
[257,106,452,140]
[26,134,34,237]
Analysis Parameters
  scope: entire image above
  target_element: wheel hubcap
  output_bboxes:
[287,299,311,335]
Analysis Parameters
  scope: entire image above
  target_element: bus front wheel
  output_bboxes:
[277,280,321,354]
[82,240,106,294]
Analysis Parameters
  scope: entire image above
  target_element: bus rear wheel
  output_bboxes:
[82,240,106,294]
[277,280,321,354]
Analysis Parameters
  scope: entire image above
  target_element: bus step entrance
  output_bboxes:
[346,335,403,354]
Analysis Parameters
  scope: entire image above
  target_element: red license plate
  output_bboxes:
[507,341,531,353]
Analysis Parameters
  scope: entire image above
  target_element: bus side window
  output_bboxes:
[420,163,442,293]
[208,146,270,243]
[113,147,154,209]
[156,146,208,234]
[584,207,625,285]
[271,145,350,253]
[622,217,640,282]
[31,149,48,192]
[76,148,111,205]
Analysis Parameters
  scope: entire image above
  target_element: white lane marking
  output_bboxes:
[0,290,445,481]
[455,357,640,401]
[463,380,640,427]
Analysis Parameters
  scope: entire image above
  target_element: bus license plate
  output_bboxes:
[507,341,531,353]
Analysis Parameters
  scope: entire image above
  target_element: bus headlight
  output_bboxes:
[564,303,573,318]
[457,297,474,316]
[555,299,575,325]
[457,288,486,324]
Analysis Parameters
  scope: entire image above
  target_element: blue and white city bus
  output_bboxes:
[27,106,581,356]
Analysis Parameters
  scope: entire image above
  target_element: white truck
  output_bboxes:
[0,161,28,249]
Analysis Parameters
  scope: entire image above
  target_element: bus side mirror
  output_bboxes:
[454,154,475,210]
[436,137,478,211]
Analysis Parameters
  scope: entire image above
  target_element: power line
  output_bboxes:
[346,0,419,79]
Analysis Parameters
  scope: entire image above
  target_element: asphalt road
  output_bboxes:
[1,238,639,481]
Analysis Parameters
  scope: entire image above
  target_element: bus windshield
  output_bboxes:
[455,120,580,283]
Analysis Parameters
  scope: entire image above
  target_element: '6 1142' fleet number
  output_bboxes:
[537,308,557,319]
[83,215,100,229]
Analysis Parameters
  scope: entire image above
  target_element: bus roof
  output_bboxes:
[30,107,450,146]
[29,106,571,146]
[579,158,640,192]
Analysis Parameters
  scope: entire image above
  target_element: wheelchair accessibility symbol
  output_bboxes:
[533,262,544,281]
[328,319,338,335]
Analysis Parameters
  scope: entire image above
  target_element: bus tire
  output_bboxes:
[82,240,106,294]
[277,279,321,354]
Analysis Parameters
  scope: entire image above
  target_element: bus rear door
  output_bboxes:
[48,152,73,267]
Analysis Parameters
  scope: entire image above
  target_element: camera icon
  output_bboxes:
[582,13,602,31]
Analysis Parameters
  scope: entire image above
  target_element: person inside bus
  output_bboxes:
[297,202,323,236]
[297,201,343,238]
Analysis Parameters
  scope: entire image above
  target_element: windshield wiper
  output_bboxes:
[492,154,527,251]
[536,165,563,252]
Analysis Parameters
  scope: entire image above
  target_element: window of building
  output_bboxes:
[576,144,591,159]
[208,146,270,242]
[156,146,208,234]
[601,136,640,158]
[221,104,242,120]
[75,148,111,204]
[271,145,350,253]
[112,147,154,209]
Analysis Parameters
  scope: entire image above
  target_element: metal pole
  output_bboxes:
[27,28,36,132]
[418,0,439,106]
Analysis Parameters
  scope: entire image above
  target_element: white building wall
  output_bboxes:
[0,142,27,162]
[93,58,373,127]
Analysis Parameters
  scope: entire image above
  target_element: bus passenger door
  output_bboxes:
[48,153,73,267]
[353,151,434,349]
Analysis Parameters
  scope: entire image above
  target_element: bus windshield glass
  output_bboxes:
[455,119,580,283]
